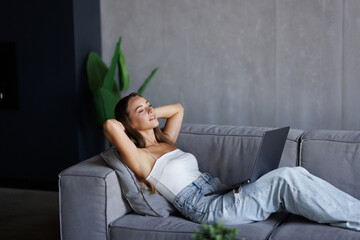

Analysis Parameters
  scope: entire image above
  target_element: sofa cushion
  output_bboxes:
[176,124,303,186]
[300,130,360,199]
[110,212,290,240]
[101,147,177,217]
[269,214,360,240]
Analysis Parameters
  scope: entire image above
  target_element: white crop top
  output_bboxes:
[145,149,202,203]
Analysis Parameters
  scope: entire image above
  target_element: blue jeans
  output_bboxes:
[173,167,360,231]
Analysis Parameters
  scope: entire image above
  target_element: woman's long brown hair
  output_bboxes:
[114,92,176,194]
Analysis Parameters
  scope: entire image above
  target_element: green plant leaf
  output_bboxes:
[103,38,120,91]
[92,87,119,126]
[138,67,158,95]
[86,52,108,93]
[118,40,130,91]
[192,222,240,240]
[112,81,120,99]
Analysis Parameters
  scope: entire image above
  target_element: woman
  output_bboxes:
[104,92,360,231]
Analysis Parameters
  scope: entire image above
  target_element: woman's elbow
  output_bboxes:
[103,119,116,133]
[103,119,125,133]
[177,103,184,113]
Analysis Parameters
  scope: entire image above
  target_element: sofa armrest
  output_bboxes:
[59,154,131,240]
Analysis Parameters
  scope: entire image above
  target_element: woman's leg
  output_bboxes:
[257,167,360,230]
[198,167,360,231]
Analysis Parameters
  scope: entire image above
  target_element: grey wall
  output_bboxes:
[100,0,360,131]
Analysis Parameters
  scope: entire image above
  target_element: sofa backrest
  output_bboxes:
[300,130,360,200]
[176,124,303,186]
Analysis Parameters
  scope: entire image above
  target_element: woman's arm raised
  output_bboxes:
[103,119,146,177]
[155,103,184,143]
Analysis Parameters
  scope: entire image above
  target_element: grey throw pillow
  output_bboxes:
[100,147,177,217]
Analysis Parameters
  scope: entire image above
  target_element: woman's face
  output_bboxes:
[127,96,159,131]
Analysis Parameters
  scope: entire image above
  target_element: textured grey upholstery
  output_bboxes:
[110,212,289,240]
[269,215,360,240]
[59,154,131,240]
[177,124,303,185]
[299,130,360,199]
[59,124,360,240]
[271,129,360,239]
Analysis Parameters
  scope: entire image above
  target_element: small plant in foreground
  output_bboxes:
[192,222,244,240]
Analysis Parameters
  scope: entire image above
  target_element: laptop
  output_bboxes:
[205,126,290,196]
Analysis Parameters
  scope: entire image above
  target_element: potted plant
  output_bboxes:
[86,36,158,127]
[193,222,243,240]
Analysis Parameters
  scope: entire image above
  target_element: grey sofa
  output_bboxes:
[59,123,360,240]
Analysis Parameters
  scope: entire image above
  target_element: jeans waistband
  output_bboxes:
[174,172,216,207]
[193,172,213,187]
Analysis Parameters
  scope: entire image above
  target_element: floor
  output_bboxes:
[0,187,60,240]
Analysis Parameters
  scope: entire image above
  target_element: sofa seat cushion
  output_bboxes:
[300,130,360,199]
[269,215,360,240]
[109,212,290,240]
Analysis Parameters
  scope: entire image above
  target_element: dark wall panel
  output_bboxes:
[0,0,103,190]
